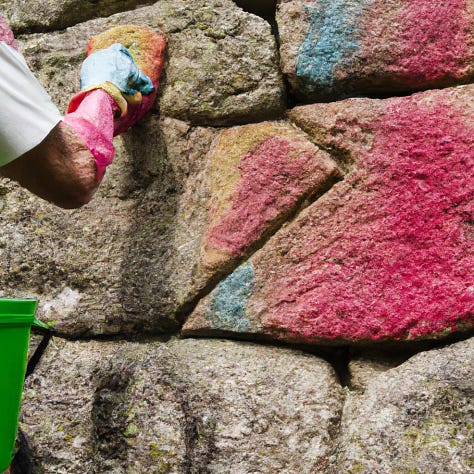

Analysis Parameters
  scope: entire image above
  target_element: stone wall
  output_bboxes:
[1,1,473,472]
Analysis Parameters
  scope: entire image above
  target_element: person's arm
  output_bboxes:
[0,86,117,209]
[0,121,98,209]
[0,43,152,209]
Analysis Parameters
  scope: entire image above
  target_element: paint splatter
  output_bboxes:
[296,0,372,91]
[264,94,474,342]
[206,263,254,332]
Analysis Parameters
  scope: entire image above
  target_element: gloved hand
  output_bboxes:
[79,43,154,116]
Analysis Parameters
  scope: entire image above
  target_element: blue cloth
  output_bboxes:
[80,43,154,96]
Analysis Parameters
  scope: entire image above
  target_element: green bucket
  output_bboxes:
[0,298,48,472]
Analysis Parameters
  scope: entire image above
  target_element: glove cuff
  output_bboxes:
[82,82,129,117]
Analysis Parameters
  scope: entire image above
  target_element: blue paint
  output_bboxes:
[296,0,371,93]
[206,263,255,332]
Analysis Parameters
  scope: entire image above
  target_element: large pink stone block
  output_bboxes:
[184,85,474,345]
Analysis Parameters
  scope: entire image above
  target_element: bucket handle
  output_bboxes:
[33,318,51,331]
[25,321,54,379]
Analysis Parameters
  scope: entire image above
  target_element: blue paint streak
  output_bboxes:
[296,0,371,92]
[206,263,255,332]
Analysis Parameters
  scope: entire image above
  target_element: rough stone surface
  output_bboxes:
[198,121,341,286]
[3,0,153,33]
[21,338,344,473]
[277,0,474,100]
[18,0,285,125]
[0,111,342,337]
[184,86,474,345]
[0,117,216,336]
[157,0,285,125]
[2,2,474,471]
[333,337,474,473]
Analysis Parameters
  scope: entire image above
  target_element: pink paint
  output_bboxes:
[63,89,116,182]
[396,0,469,82]
[265,95,474,341]
[0,15,17,50]
[205,136,328,257]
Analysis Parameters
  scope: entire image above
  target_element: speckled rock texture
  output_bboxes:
[184,85,474,345]
[2,1,474,471]
[277,0,474,100]
[2,0,152,33]
[198,121,341,284]
[21,338,344,473]
[334,337,474,473]
[19,0,285,125]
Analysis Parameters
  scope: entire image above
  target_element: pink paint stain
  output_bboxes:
[395,0,470,82]
[0,15,17,50]
[205,136,327,257]
[265,95,474,342]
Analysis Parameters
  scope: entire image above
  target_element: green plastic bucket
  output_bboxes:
[0,298,47,472]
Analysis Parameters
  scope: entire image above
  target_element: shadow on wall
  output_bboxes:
[118,116,181,334]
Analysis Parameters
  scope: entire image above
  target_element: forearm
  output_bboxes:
[1,121,98,209]
[1,89,118,208]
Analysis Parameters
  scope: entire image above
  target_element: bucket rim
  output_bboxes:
[0,313,36,325]
[0,298,37,313]
[0,299,49,329]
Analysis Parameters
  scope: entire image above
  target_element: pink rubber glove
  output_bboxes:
[63,89,118,182]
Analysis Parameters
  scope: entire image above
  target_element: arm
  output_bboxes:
[0,121,98,209]
[0,42,152,209]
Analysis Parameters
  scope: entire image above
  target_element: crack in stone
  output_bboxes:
[175,168,344,326]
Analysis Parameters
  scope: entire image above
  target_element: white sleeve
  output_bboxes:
[0,42,62,167]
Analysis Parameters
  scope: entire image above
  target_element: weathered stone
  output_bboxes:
[333,337,474,473]
[4,0,152,33]
[18,0,285,126]
[277,0,474,100]
[21,338,344,473]
[157,0,285,125]
[184,85,474,345]
[130,119,339,319]
[197,121,341,288]
[0,114,341,337]
[0,117,216,336]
